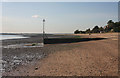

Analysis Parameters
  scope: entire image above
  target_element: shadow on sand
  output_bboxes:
[44,38,107,44]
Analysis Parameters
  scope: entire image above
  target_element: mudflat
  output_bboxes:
[2,33,118,76]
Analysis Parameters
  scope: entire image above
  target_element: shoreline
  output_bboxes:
[2,33,76,76]
[2,33,118,76]
[2,34,44,75]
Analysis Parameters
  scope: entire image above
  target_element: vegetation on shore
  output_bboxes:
[74,20,120,34]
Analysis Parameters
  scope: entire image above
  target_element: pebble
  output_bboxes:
[35,67,38,70]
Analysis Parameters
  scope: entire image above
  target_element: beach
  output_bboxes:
[2,33,118,76]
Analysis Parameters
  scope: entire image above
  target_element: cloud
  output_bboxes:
[32,15,40,18]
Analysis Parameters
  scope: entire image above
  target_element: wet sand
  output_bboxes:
[2,33,119,76]
[2,34,76,76]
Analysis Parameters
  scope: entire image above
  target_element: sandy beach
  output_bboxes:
[2,33,118,76]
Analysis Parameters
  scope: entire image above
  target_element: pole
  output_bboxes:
[43,19,45,43]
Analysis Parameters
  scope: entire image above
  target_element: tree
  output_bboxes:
[113,27,120,32]
[79,31,86,34]
[114,21,120,27]
[74,29,80,34]
[86,28,91,33]
[107,20,114,24]
[105,20,116,32]
[92,26,100,33]
[74,20,120,34]
[107,20,115,29]
[99,27,104,32]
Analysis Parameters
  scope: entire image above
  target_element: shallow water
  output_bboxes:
[0,35,28,40]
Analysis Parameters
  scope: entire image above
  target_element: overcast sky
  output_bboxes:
[2,2,118,33]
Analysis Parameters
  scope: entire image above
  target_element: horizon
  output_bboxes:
[2,2,118,33]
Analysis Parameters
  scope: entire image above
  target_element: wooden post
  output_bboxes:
[43,19,45,43]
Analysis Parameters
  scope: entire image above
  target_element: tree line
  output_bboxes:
[74,20,120,34]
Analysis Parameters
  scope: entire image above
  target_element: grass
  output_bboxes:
[32,43,37,46]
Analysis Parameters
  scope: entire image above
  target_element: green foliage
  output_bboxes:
[99,27,104,31]
[74,29,80,34]
[74,20,120,34]
[74,30,86,34]
[107,20,114,24]
[91,26,100,33]
[32,43,36,46]
[86,28,91,33]
[105,20,120,32]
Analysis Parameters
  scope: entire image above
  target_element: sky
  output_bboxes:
[0,0,120,2]
[2,2,118,33]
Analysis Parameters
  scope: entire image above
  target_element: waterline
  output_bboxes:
[0,35,28,40]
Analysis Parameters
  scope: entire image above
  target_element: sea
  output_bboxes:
[0,35,28,40]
